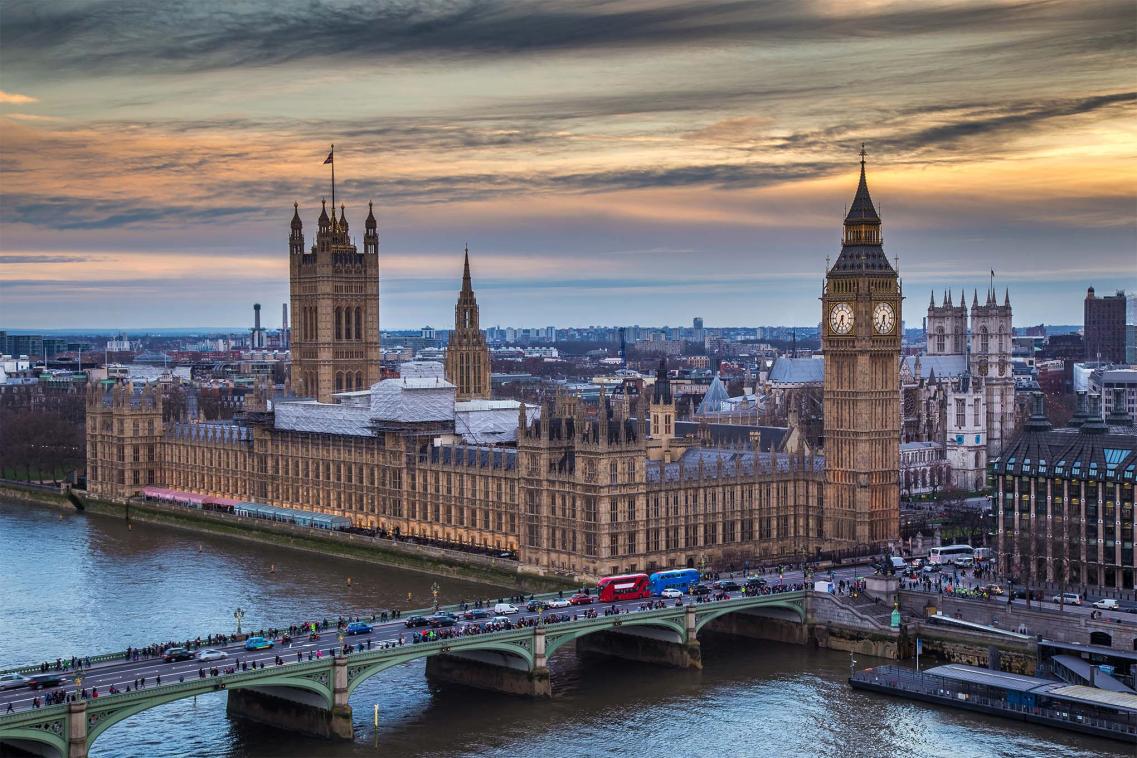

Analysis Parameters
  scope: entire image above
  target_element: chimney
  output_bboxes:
[1106,387,1132,426]
[282,303,288,331]
[1068,391,1087,428]
[254,303,262,331]
[1080,394,1108,434]
[1023,392,1052,432]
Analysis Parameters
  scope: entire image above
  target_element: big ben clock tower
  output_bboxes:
[821,148,901,549]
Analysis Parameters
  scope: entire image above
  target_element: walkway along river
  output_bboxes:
[0,499,1128,758]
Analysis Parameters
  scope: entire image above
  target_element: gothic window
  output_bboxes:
[344,308,352,340]
[935,326,945,353]
[955,399,966,429]
[980,326,989,354]
[355,307,362,341]
[972,399,981,426]
[335,373,343,391]
[356,371,363,388]
[335,307,342,340]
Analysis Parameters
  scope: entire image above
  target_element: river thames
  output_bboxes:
[0,499,1126,758]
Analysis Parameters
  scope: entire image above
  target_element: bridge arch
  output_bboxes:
[346,638,535,697]
[85,672,335,748]
[544,616,687,658]
[0,723,68,758]
[693,599,806,635]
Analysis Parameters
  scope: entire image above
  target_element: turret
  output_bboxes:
[317,199,331,234]
[364,201,378,254]
[289,203,304,255]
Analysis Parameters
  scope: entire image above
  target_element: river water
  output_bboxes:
[0,499,1127,758]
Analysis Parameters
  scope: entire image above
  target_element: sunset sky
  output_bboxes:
[1,0,1134,331]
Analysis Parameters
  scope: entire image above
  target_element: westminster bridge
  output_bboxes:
[0,589,839,758]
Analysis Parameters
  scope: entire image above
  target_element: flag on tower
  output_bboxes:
[324,148,334,165]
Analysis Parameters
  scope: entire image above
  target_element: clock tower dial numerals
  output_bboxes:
[872,302,895,334]
[829,303,854,335]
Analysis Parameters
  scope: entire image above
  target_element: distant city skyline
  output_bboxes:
[2,1,1134,329]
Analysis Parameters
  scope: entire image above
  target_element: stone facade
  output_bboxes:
[289,200,381,403]
[85,161,903,575]
[821,153,902,548]
[444,248,492,401]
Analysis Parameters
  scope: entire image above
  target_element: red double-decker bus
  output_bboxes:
[597,573,651,602]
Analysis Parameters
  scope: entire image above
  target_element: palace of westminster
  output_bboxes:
[87,157,938,576]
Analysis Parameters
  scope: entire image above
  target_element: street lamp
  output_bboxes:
[234,607,245,636]
[431,582,440,612]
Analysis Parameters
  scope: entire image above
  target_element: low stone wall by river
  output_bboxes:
[0,483,577,593]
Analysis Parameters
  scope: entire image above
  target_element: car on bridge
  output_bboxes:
[243,636,274,651]
[26,673,68,690]
[428,614,458,627]
[714,580,741,592]
[162,647,195,662]
[569,594,594,606]
[546,598,571,609]
[660,588,684,599]
[690,584,711,596]
[463,608,494,620]
[346,622,373,635]
[527,599,550,612]
[0,673,30,691]
[494,603,520,615]
[404,615,431,628]
[196,649,228,662]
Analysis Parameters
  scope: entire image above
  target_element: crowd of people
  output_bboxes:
[6,568,828,714]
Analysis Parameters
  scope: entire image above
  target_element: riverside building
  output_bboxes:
[991,391,1137,590]
[86,159,901,574]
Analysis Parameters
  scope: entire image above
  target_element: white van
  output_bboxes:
[1091,598,1119,610]
[1052,592,1082,606]
[890,557,907,571]
[493,603,519,615]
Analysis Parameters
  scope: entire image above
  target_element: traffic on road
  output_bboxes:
[0,570,820,714]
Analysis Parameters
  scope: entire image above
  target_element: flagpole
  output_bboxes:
[330,144,335,211]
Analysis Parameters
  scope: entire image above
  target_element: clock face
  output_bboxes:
[872,302,895,334]
[829,303,854,335]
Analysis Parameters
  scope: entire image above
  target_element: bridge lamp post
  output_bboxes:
[234,607,245,636]
[431,582,440,612]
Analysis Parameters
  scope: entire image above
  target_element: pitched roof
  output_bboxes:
[768,356,824,385]
[697,374,729,414]
[903,354,967,380]
[829,244,894,275]
[844,159,880,225]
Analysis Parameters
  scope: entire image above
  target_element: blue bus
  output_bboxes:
[649,569,700,596]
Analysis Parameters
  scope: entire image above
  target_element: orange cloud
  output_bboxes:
[0,90,38,104]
